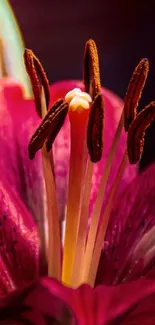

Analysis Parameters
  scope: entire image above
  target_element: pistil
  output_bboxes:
[62,92,91,286]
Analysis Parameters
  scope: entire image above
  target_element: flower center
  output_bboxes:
[24,41,155,290]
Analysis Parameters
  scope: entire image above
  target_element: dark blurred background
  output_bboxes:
[9,0,155,170]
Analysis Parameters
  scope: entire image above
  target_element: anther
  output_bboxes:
[124,58,149,131]
[24,49,50,118]
[87,93,104,162]
[28,99,68,159]
[127,101,155,164]
[84,39,101,99]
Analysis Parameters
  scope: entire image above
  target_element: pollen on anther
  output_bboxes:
[28,99,68,159]
[24,48,50,118]
[124,58,149,132]
[127,101,155,164]
[87,93,104,162]
[84,39,101,99]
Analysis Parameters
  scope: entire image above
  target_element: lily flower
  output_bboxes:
[0,38,155,325]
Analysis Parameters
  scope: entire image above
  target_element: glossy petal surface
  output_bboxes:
[0,174,39,295]
[96,163,155,286]
[0,78,44,223]
[1,276,155,324]
[0,279,76,325]
[38,277,155,325]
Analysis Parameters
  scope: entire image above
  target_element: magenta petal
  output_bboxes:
[121,294,155,324]
[0,175,39,294]
[0,279,77,325]
[42,277,155,325]
[0,78,45,224]
[96,162,155,286]
[1,277,155,325]
[100,278,155,324]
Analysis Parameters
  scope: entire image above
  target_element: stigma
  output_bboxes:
[65,88,92,112]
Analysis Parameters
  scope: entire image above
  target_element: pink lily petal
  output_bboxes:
[42,277,155,325]
[0,173,39,295]
[0,78,45,225]
[96,162,155,286]
[1,276,155,325]
[0,279,76,325]
[121,293,155,324]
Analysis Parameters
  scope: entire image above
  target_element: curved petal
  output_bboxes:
[121,294,155,325]
[96,162,155,286]
[40,277,155,325]
[0,174,39,295]
[1,276,155,325]
[0,279,77,325]
[0,78,45,225]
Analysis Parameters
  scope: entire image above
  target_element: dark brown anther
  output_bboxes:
[87,93,104,162]
[84,39,101,99]
[28,99,68,159]
[24,49,50,118]
[124,58,149,132]
[127,101,155,164]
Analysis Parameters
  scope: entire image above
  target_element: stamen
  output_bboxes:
[81,111,124,284]
[46,101,69,152]
[0,38,7,77]
[24,49,50,117]
[28,99,68,159]
[127,101,155,164]
[40,89,61,280]
[62,107,89,286]
[84,39,101,99]
[124,58,149,131]
[88,150,128,286]
[87,93,104,162]
[42,145,61,279]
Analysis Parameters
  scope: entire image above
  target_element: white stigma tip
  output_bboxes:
[69,96,89,111]
[65,88,92,112]
[77,92,92,103]
[65,88,82,102]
